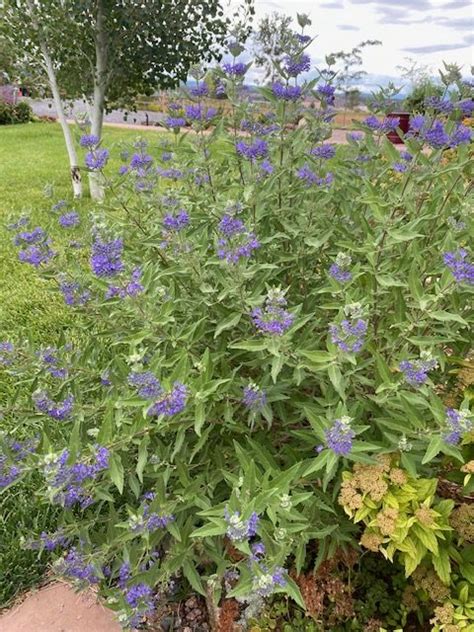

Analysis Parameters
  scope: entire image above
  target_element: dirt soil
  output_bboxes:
[0,582,122,632]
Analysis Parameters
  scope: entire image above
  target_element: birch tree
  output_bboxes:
[1,0,254,198]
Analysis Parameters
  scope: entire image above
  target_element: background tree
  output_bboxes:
[251,12,295,84]
[1,0,254,198]
[327,39,382,112]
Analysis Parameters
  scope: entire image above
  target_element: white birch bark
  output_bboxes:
[26,0,82,197]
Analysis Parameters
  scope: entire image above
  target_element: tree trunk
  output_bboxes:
[25,0,82,198]
[88,0,108,201]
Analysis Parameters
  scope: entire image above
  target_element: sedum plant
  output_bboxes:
[1,23,474,629]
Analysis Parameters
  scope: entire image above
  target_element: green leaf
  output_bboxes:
[182,559,205,595]
[214,313,241,338]
[190,522,226,538]
[271,354,285,383]
[328,365,345,398]
[430,310,468,326]
[432,547,451,585]
[109,452,124,494]
[422,435,443,464]
[136,435,149,483]
[282,577,305,609]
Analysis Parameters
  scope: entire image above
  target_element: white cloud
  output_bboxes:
[241,0,473,78]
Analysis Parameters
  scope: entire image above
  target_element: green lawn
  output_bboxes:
[0,121,165,606]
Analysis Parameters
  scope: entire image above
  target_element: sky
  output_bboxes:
[233,0,473,88]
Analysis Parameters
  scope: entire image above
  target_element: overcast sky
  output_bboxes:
[236,0,473,83]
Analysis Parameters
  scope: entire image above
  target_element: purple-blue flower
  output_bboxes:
[163,210,190,231]
[59,279,91,306]
[409,114,426,133]
[329,318,367,353]
[190,83,209,97]
[130,153,153,170]
[224,507,259,541]
[310,144,336,160]
[59,211,80,228]
[185,104,217,122]
[33,391,74,421]
[236,138,268,161]
[128,371,162,399]
[329,253,352,283]
[296,164,334,188]
[423,121,450,149]
[284,53,311,77]
[165,116,186,129]
[217,213,260,264]
[79,134,100,149]
[147,382,188,417]
[39,347,68,379]
[90,236,124,278]
[45,446,109,509]
[251,290,294,336]
[18,243,55,267]
[393,162,408,173]
[443,249,474,285]
[456,99,474,116]
[272,82,302,101]
[399,357,438,386]
[58,548,99,584]
[424,96,454,114]
[222,61,247,77]
[325,416,355,456]
[443,408,473,445]
[85,148,109,170]
[252,567,287,596]
[316,84,336,105]
[242,384,267,412]
[449,124,472,147]
[0,341,15,366]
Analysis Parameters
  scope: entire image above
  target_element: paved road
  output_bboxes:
[28,97,166,127]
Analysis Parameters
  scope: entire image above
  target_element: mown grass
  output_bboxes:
[0,121,167,606]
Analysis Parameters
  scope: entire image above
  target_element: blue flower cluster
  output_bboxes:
[222,61,247,77]
[325,416,355,456]
[284,53,311,77]
[128,370,162,399]
[271,82,302,101]
[0,341,15,366]
[59,211,80,228]
[329,317,367,353]
[90,235,125,278]
[329,253,352,283]
[217,213,260,264]
[59,279,91,306]
[44,446,109,509]
[33,391,74,420]
[235,138,268,161]
[13,225,55,267]
[105,267,144,299]
[399,357,438,386]
[147,382,188,417]
[296,164,334,187]
[0,436,37,488]
[443,408,473,445]
[242,384,267,412]
[251,289,294,336]
[443,249,474,285]
[124,582,155,628]
[39,346,69,379]
[310,144,336,160]
[57,547,99,584]
[224,507,259,542]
